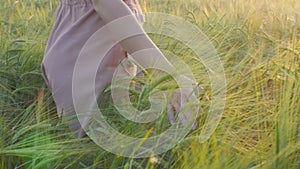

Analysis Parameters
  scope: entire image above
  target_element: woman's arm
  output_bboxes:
[91,0,155,54]
[91,0,199,128]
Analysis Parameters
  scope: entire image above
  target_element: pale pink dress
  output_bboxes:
[41,0,144,137]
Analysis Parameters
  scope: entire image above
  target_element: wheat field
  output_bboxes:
[0,0,299,168]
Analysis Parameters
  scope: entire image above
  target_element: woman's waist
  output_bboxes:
[59,0,141,6]
[58,0,145,23]
[59,0,92,6]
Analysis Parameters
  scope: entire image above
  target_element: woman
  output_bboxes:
[41,0,198,138]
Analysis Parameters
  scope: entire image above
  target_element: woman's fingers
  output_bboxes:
[178,89,199,129]
[167,104,175,125]
[166,85,201,130]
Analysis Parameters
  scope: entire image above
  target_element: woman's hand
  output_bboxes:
[167,83,202,130]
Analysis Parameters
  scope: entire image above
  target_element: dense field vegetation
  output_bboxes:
[0,0,299,168]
